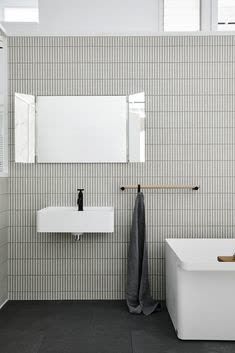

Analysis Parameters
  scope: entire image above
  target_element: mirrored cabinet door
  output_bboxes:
[128,92,145,163]
[15,93,35,163]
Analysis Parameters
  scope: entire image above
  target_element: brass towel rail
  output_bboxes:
[120,184,200,192]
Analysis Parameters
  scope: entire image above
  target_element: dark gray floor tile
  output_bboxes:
[38,333,132,353]
[132,329,201,353]
[131,329,235,353]
[1,301,235,353]
[202,342,235,353]
[90,333,132,353]
[38,335,93,353]
[0,330,43,353]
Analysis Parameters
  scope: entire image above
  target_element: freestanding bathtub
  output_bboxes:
[166,239,235,341]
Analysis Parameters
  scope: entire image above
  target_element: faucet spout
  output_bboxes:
[77,188,84,211]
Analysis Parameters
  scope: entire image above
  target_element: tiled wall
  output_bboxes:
[8,36,235,300]
[0,178,8,306]
[0,30,9,307]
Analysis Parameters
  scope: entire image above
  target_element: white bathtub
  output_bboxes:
[166,239,235,341]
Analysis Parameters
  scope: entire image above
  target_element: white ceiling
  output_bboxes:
[1,0,159,36]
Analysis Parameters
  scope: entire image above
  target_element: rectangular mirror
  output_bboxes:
[37,96,127,163]
[15,93,145,163]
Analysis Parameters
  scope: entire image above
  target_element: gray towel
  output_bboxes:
[126,192,161,316]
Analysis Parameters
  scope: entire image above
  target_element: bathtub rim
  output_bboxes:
[165,238,235,272]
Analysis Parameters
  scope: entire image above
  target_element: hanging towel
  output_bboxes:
[126,192,161,316]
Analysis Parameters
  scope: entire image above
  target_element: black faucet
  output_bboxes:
[77,189,84,211]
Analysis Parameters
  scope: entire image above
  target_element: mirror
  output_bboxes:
[128,92,145,163]
[15,92,145,163]
[15,93,35,163]
[37,96,127,163]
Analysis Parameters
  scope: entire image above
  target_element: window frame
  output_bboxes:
[201,0,218,31]
[217,0,235,31]
[161,0,235,34]
[3,7,39,23]
[163,0,201,32]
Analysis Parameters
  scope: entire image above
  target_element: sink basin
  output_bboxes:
[37,207,114,233]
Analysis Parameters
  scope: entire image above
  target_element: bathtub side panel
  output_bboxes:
[177,270,235,340]
[165,242,179,332]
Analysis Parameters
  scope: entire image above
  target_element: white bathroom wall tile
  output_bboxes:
[8,35,235,301]
[0,244,8,266]
[0,167,9,306]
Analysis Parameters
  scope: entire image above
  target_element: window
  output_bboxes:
[218,0,235,30]
[164,0,200,32]
[3,7,39,23]
[0,39,8,176]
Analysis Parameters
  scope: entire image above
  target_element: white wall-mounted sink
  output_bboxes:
[37,207,114,233]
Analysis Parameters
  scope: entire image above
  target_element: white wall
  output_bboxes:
[2,0,159,35]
